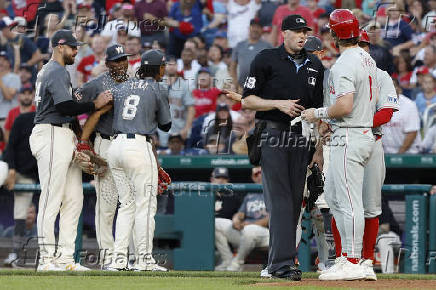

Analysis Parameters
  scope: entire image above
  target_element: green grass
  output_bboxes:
[0,270,435,290]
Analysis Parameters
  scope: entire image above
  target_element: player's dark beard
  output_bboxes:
[110,70,128,82]
[64,53,75,65]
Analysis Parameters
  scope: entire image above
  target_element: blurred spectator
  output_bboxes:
[362,0,377,17]
[192,67,221,117]
[415,73,436,117]
[203,103,234,153]
[231,18,271,91]
[231,109,255,155]
[159,56,196,146]
[36,0,64,35]
[227,0,261,48]
[420,124,436,153]
[202,92,241,134]
[307,0,326,35]
[410,46,436,86]
[166,0,203,57]
[257,0,281,29]
[158,134,208,155]
[392,50,414,93]
[213,167,242,269]
[205,133,228,153]
[208,44,227,76]
[0,51,21,128]
[367,22,395,75]
[422,0,436,32]
[125,36,142,78]
[382,79,421,153]
[0,128,5,154]
[2,111,38,267]
[216,167,268,271]
[101,3,141,46]
[77,35,107,86]
[18,64,33,88]
[134,0,168,45]
[201,0,227,47]
[376,198,401,274]
[213,30,229,50]
[383,1,414,56]
[197,48,208,67]
[271,0,314,46]
[0,17,41,76]
[178,47,201,91]
[3,85,35,143]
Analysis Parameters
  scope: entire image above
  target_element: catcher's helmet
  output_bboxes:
[329,9,360,40]
[359,29,370,44]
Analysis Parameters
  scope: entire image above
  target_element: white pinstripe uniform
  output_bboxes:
[323,47,377,259]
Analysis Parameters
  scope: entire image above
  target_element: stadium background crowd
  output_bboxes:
[0,0,435,270]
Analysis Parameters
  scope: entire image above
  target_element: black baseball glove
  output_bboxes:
[306,163,324,211]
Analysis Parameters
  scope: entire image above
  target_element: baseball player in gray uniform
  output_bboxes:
[302,9,377,280]
[75,44,130,269]
[107,49,171,271]
[29,30,112,271]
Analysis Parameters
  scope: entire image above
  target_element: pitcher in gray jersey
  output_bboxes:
[29,30,112,272]
[107,49,171,272]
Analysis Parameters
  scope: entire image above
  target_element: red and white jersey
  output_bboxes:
[327,47,377,128]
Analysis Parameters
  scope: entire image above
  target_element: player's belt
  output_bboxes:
[114,133,152,143]
[96,133,113,140]
[52,123,72,129]
[262,119,302,134]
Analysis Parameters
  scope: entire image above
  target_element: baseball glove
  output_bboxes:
[306,163,324,211]
[73,140,108,177]
[158,167,171,194]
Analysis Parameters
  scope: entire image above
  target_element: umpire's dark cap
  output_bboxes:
[51,30,84,47]
[106,44,131,61]
[141,49,165,66]
[212,168,229,179]
[281,15,312,31]
[304,36,323,52]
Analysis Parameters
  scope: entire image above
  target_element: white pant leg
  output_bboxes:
[328,128,374,258]
[215,218,234,263]
[362,139,384,218]
[234,224,269,263]
[377,231,401,274]
[29,124,78,265]
[57,163,83,265]
[94,135,118,265]
[14,173,35,220]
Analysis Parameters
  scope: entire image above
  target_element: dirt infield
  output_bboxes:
[255,278,436,289]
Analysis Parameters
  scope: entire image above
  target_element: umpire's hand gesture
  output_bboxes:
[276,99,305,117]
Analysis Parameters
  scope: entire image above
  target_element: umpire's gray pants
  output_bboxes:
[260,129,310,273]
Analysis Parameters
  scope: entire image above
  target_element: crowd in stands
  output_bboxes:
[0,0,436,157]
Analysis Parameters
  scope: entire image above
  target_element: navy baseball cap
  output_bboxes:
[51,30,84,47]
[141,49,165,66]
[281,15,312,31]
[198,67,211,74]
[304,36,323,52]
[19,84,33,93]
[212,167,229,178]
[106,44,131,61]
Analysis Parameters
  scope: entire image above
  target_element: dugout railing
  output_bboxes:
[12,183,436,273]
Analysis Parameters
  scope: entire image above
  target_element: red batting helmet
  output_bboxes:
[329,9,360,40]
[360,29,370,44]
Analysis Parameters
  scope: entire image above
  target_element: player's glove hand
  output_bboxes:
[73,140,108,177]
[306,163,324,211]
[158,167,171,195]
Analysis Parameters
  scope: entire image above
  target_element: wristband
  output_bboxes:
[314,107,329,119]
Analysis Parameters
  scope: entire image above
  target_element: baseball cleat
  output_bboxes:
[260,267,272,278]
[226,260,243,272]
[37,262,63,272]
[63,263,91,271]
[360,259,377,281]
[133,263,169,272]
[320,256,347,275]
[318,260,365,281]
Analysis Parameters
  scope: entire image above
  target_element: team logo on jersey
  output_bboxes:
[74,90,82,101]
[329,85,335,95]
[308,77,316,86]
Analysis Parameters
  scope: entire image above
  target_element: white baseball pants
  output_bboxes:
[107,134,158,269]
[29,124,83,265]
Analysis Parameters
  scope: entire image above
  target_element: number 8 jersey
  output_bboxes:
[112,78,172,135]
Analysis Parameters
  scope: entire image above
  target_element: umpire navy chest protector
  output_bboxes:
[243,44,324,123]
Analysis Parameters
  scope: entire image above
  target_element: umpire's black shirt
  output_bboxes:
[242,44,324,122]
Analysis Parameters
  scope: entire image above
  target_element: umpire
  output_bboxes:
[241,15,324,280]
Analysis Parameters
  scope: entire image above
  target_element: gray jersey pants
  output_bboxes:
[260,128,310,273]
